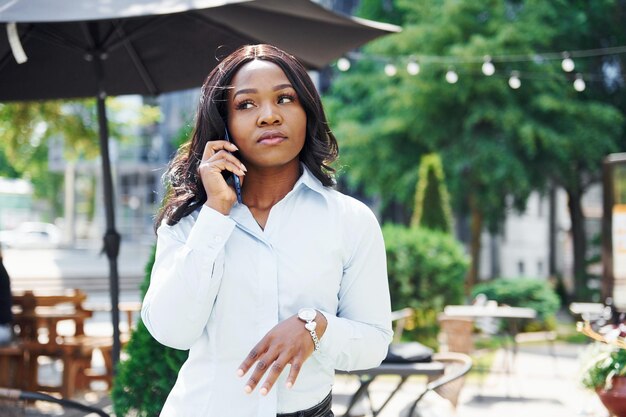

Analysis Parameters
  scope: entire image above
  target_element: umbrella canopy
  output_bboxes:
[0,0,400,100]
[0,0,399,368]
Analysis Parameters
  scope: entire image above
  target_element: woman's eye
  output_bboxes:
[236,100,254,110]
[278,94,296,104]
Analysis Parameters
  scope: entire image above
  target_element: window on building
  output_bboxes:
[518,261,525,275]
[537,260,544,275]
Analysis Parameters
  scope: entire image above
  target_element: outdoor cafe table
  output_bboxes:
[11,305,95,394]
[13,306,93,344]
[569,302,608,321]
[442,305,537,378]
[443,305,537,320]
[442,304,537,346]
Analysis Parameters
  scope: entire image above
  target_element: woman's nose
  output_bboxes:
[257,103,282,126]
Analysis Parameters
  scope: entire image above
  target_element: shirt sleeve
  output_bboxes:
[314,202,393,371]
[142,205,236,350]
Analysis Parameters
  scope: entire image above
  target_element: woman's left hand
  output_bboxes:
[237,312,327,395]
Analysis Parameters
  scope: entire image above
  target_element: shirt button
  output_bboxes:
[214,235,223,243]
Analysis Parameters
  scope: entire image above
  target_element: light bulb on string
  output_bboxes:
[573,74,586,92]
[508,71,521,89]
[561,53,575,72]
[482,56,495,76]
[384,63,397,77]
[337,57,351,72]
[407,60,420,75]
[445,69,458,84]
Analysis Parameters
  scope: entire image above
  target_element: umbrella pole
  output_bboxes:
[96,95,122,370]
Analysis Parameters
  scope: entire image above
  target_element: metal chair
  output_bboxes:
[0,387,110,417]
[406,352,473,417]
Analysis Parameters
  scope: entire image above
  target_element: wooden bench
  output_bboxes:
[0,343,25,389]
[10,290,116,397]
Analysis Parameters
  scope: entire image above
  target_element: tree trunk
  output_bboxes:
[566,186,588,299]
[467,194,483,294]
[548,184,557,276]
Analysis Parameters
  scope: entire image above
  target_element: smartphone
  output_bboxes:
[224,127,243,204]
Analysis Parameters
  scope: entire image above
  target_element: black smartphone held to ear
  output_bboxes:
[224,127,243,204]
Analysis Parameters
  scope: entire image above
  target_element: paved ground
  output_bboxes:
[330,342,609,417]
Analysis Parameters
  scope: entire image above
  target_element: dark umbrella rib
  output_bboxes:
[104,16,170,51]
[114,23,158,95]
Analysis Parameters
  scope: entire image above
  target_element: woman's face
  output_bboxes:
[226,60,307,170]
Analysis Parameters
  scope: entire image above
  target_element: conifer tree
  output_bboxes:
[111,247,188,417]
[411,153,453,233]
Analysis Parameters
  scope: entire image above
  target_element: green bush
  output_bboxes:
[383,224,468,312]
[471,277,561,324]
[111,246,188,417]
[383,224,468,346]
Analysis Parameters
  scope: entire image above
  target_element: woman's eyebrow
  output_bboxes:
[273,83,294,91]
[233,84,294,99]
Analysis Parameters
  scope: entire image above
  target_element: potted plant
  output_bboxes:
[579,322,626,417]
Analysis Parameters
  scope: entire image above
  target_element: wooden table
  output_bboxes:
[14,307,93,344]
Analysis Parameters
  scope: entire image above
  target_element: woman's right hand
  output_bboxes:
[198,140,247,215]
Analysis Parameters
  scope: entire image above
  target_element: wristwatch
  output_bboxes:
[298,308,321,351]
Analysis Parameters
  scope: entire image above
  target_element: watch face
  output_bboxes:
[298,308,316,321]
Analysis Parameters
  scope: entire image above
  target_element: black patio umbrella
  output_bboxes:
[0,0,399,368]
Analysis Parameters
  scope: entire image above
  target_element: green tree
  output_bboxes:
[326,0,624,296]
[411,153,452,233]
[0,99,160,218]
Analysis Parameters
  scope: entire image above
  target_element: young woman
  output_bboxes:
[142,44,392,417]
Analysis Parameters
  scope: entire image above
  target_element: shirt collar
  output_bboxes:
[294,163,330,197]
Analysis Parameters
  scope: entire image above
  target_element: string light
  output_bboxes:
[508,71,521,89]
[332,45,626,89]
[445,69,458,84]
[561,52,575,72]
[481,56,495,76]
[384,63,397,76]
[407,60,420,75]
[337,57,351,72]
[574,73,586,92]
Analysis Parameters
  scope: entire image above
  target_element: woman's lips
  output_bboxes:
[258,131,287,145]
[258,136,286,145]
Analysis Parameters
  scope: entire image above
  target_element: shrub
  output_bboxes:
[471,277,561,324]
[383,224,468,312]
[383,224,468,346]
[111,246,188,417]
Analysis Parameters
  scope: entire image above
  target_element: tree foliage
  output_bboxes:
[325,0,625,293]
[0,98,160,216]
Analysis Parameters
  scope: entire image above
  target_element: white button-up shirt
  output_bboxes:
[142,166,392,417]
